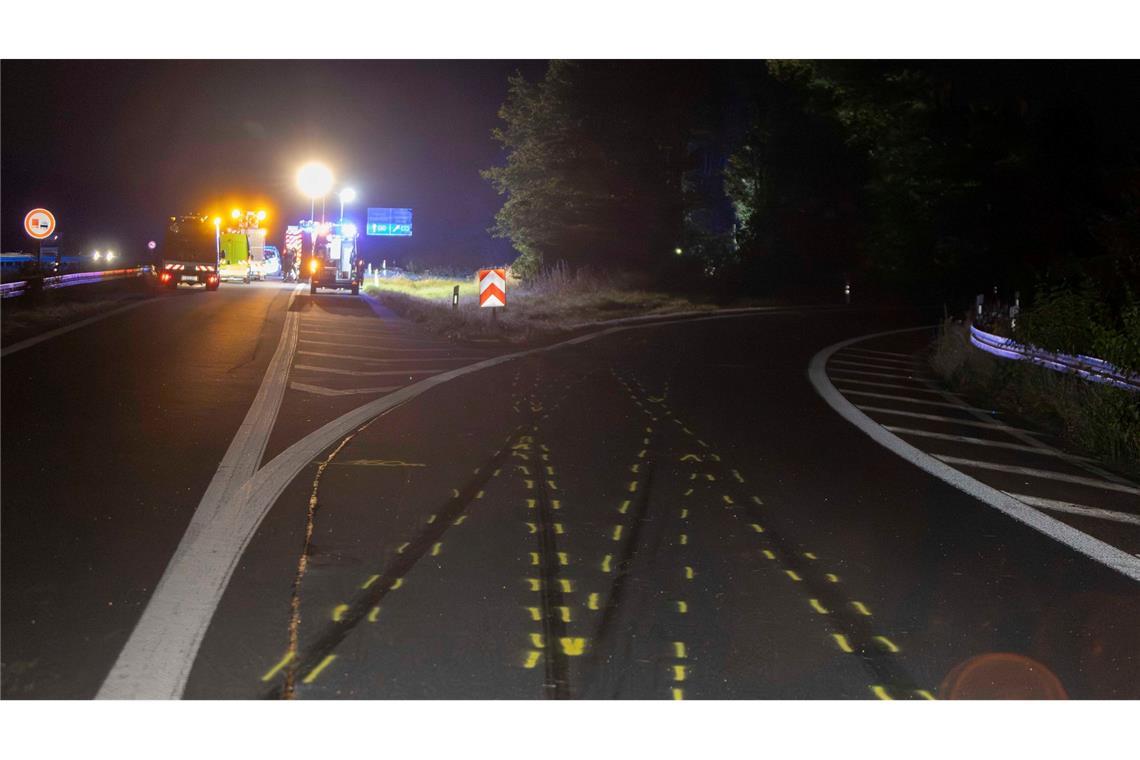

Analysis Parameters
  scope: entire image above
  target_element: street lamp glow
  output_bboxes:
[297,162,334,199]
[338,188,356,204]
[106,251,115,262]
[342,223,358,239]
[674,247,683,256]
[231,209,242,220]
[256,210,267,221]
[93,251,102,260]
[213,217,221,226]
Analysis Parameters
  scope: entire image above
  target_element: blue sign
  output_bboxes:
[367,207,413,237]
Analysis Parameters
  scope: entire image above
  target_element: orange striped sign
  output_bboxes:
[478,268,506,308]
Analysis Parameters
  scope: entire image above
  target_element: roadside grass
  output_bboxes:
[929,319,1140,479]
[1,278,155,348]
[363,266,765,343]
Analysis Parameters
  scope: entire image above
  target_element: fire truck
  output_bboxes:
[302,220,362,295]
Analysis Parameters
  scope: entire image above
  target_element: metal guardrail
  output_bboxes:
[0,266,150,299]
[969,324,1140,393]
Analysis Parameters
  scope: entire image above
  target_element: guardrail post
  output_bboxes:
[453,285,459,310]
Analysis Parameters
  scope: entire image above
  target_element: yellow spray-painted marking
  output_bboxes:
[560,638,587,656]
[554,523,564,535]
[452,515,467,526]
[638,449,647,459]
[588,593,600,610]
[475,490,484,500]
[751,496,763,505]
[547,480,558,490]
[679,534,688,545]
[546,466,555,476]
[750,523,764,533]
[526,498,536,509]
[367,607,380,623]
[689,473,698,481]
[530,633,545,649]
[672,688,684,701]
[874,636,900,653]
[527,606,542,622]
[672,665,687,682]
[710,453,722,462]
[808,598,830,615]
[451,488,460,498]
[390,578,404,590]
[618,500,631,514]
[524,479,534,490]
[601,554,613,573]
[431,542,443,557]
[732,469,745,483]
[557,552,569,566]
[526,522,537,534]
[673,642,687,659]
[396,542,410,554]
[803,552,818,560]
[826,573,840,583]
[473,467,481,474]
[684,488,694,496]
[551,500,561,511]
[915,690,936,701]
[557,606,572,623]
[332,604,350,622]
[870,685,893,701]
[559,579,574,593]
[762,550,776,560]
[427,515,437,524]
[682,427,694,435]
[301,655,337,685]
[260,652,295,682]
[643,437,651,445]
[612,525,624,541]
[722,494,735,506]
[680,508,689,519]
[529,552,541,566]
[681,454,701,462]
[851,601,873,616]
[645,427,653,433]
[338,459,426,468]
[525,578,542,591]
[523,651,542,669]
[684,566,695,580]
[628,481,639,493]
[832,634,854,653]
[630,463,640,473]
[697,439,709,448]
[705,474,715,482]
[785,570,802,582]
[361,574,380,590]
[492,468,501,477]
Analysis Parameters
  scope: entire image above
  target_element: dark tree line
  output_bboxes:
[485,60,1140,311]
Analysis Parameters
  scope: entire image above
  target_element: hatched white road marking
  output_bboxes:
[829,367,937,382]
[934,455,1140,496]
[835,352,921,367]
[1006,493,1140,527]
[836,388,991,412]
[855,404,1028,432]
[289,381,401,396]
[827,377,964,396]
[884,425,1095,460]
[298,339,457,352]
[810,326,1140,583]
[842,347,915,359]
[830,358,927,373]
[297,350,483,364]
[293,364,442,377]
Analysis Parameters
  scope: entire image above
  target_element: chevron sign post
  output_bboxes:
[478,268,507,308]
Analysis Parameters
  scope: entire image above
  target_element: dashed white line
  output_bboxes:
[883,425,1095,460]
[855,404,1027,431]
[934,455,1140,496]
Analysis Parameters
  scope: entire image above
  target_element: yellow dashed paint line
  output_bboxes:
[396,542,410,554]
[684,566,695,580]
[431,542,443,557]
[612,525,624,541]
[722,495,734,506]
[762,550,776,560]
[588,593,600,610]
[826,573,840,583]
[750,523,764,533]
[530,552,541,566]
[523,651,542,669]
[301,654,337,685]
[332,604,350,622]
[677,601,688,614]
[558,579,574,593]
[389,578,404,590]
[628,481,639,493]
[732,469,745,483]
[560,638,586,656]
[601,554,613,573]
[851,601,873,616]
[672,665,687,682]
[360,574,380,590]
[870,685,893,701]
[557,552,569,566]
[673,642,687,659]
[557,606,572,623]
[832,633,854,653]
[618,500,631,514]
[916,690,936,701]
[526,578,541,591]
[679,534,688,545]
[751,496,763,505]
[629,463,640,473]
[452,515,467,526]
[784,570,802,582]
[874,636,900,653]
[553,523,565,535]
[803,552,818,560]
[551,500,561,511]
[530,633,545,649]
[808,598,829,615]
[260,652,295,682]
[672,688,684,701]
[527,606,542,622]
[526,499,536,509]
[526,522,537,534]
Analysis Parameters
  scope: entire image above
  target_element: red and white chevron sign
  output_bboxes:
[478,268,507,308]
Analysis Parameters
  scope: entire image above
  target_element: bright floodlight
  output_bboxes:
[342,223,358,238]
[106,251,115,261]
[339,187,357,204]
[297,161,334,199]
[93,251,101,260]
[256,210,267,221]
[213,217,222,226]
[231,209,242,219]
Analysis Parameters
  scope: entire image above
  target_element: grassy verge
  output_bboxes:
[1,278,153,348]
[929,319,1140,479]
[364,268,773,344]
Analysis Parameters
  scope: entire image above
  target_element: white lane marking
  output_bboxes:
[842,347,915,359]
[300,326,446,342]
[98,308,794,698]
[298,339,457,353]
[837,388,992,412]
[97,284,306,699]
[289,381,400,396]
[1,298,156,358]
[855,404,1027,432]
[827,377,964,396]
[835,351,920,367]
[830,358,927,373]
[934,455,1140,496]
[829,367,936,382]
[883,425,1096,460]
[809,326,1140,583]
[1006,493,1140,527]
[293,364,441,377]
[297,350,484,364]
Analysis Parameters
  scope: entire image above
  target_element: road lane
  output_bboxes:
[1,282,292,698]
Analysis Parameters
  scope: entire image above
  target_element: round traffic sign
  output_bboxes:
[147,240,157,250]
[24,208,57,240]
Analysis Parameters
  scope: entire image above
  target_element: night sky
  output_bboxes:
[2,60,546,269]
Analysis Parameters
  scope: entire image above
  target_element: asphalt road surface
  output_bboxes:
[3,280,1137,699]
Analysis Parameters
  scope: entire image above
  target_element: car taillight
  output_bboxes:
[160,272,171,282]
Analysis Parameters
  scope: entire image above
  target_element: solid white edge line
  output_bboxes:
[808,325,1140,583]
[1,297,156,358]
[94,307,786,699]
[96,284,304,699]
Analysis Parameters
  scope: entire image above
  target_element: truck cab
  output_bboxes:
[160,216,220,291]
